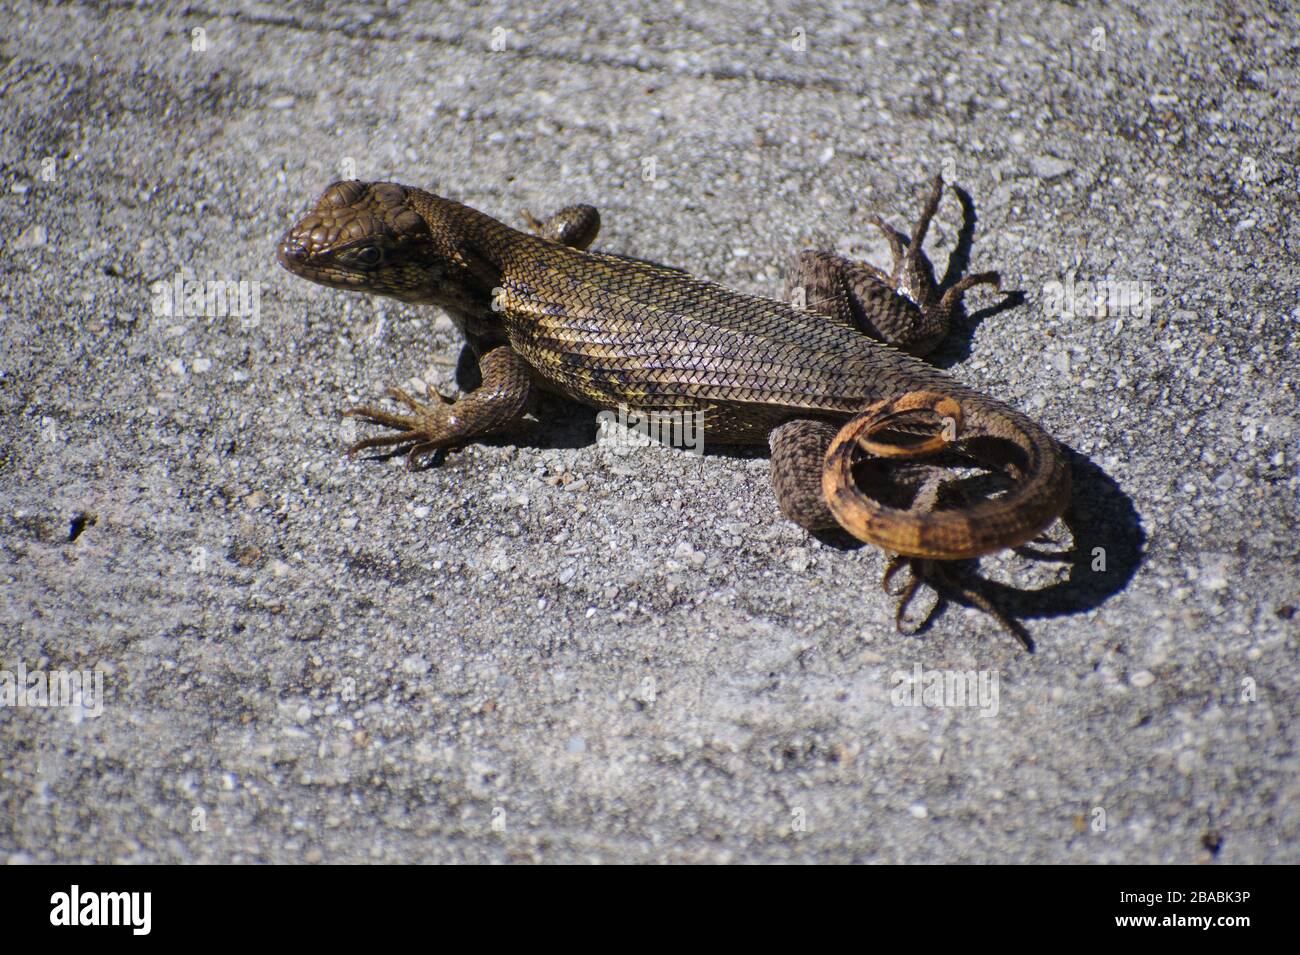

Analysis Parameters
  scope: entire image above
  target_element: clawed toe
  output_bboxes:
[347,430,425,456]
[344,427,449,468]
[406,442,445,469]
[869,215,908,267]
[881,556,941,634]
[385,387,425,412]
[341,394,433,459]
[878,555,1033,651]
[339,385,464,467]
[386,384,454,411]
[343,403,420,429]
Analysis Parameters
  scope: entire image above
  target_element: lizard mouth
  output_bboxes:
[275,235,369,289]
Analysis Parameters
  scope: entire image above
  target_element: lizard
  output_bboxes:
[276,175,1072,648]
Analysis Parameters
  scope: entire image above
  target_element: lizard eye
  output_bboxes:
[352,245,383,267]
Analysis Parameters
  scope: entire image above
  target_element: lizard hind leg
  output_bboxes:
[824,390,1037,650]
[870,175,1002,350]
[771,410,1032,650]
[786,174,993,357]
[769,419,841,529]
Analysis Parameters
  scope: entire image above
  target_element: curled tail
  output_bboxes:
[821,390,1071,559]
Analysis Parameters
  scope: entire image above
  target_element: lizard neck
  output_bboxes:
[404,189,535,339]
[408,189,528,270]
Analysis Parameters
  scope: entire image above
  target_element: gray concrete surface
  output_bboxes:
[1,1,1296,863]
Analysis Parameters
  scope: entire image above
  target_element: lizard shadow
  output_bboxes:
[926,291,1026,370]
[980,445,1146,622]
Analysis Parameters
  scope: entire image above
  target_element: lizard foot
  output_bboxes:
[341,346,534,469]
[342,385,461,468]
[882,555,1033,651]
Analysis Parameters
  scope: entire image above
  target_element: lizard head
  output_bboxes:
[277,180,448,303]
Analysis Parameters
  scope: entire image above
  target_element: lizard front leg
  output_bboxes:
[521,204,601,250]
[344,345,534,467]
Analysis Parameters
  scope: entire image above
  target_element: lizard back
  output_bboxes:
[495,235,961,439]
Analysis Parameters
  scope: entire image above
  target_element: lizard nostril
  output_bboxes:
[277,239,307,268]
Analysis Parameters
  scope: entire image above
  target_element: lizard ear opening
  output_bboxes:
[393,209,426,235]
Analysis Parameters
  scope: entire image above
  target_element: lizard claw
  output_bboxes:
[387,383,457,409]
[339,390,446,461]
[345,429,424,457]
[341,403,421,431]
[880,555,1033,651]
[882,555,940,634]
